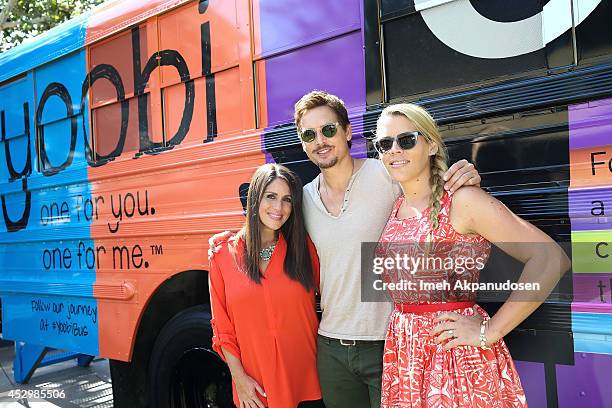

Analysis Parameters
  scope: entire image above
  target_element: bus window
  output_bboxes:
[576,0,612,63]
[157,1,243,144]
[35,50,88,173]
[89,25,157,160]
[379,0,553,100]
[0,75,33,180]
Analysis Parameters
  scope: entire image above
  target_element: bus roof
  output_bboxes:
[85,0,192,45]
[0,12,89,84]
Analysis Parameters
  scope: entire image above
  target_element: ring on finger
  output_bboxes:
[447,329,454,337]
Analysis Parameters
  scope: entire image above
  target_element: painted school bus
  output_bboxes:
[0,0,611,406]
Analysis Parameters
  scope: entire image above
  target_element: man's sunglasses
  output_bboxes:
[298,122,339,143]
[373,131,421,154]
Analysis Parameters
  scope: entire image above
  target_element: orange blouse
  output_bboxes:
[208,231,321,408]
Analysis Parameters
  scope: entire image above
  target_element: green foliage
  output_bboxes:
[0,0,106,52]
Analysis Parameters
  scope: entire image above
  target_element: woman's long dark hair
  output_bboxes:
[236,164,314,290]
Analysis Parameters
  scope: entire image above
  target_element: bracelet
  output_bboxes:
[479,319,489,349]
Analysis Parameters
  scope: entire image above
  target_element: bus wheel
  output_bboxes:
[149,305,233,408]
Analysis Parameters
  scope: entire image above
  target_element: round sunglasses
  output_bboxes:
[373,131,421,154]
[298,122,339,143]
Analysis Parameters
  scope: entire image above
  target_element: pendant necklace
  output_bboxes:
[259,242,276,261]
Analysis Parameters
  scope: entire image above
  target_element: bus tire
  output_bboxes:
[149,304,233,408]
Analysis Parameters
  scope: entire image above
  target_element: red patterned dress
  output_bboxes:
[378,191,527,407]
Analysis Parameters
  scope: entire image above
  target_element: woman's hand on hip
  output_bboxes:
[430,307,492,350]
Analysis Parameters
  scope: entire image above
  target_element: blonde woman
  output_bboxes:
[373,104,570,407]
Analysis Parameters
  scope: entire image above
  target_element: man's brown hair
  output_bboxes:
[294,90,352,148]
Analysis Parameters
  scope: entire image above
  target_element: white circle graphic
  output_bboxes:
[414,0,602,59]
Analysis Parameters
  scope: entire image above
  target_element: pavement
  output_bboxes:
[0,343,113,407]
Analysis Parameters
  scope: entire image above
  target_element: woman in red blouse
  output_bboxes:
[208,163,322,408]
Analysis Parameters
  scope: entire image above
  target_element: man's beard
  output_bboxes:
[316,156,338,169]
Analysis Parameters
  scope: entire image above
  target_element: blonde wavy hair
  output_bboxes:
[376,103,448,231]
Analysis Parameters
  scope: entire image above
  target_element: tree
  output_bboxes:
[0,0,106,52]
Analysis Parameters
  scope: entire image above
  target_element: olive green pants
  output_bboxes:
[316,335,384,408]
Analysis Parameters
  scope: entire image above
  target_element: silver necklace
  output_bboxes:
[320,159,356,197]
[259,242,276,261]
